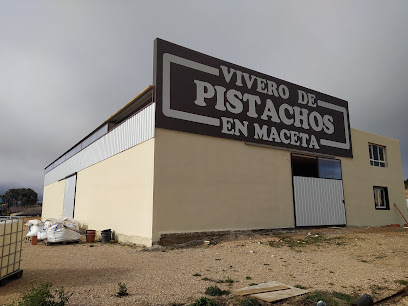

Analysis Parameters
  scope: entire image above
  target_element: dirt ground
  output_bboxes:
[9,206,42,217]
[1,226,408,305]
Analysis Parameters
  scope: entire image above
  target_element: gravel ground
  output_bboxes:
[1,226,408,305]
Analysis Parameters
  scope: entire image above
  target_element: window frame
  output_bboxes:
[291,154,342,180]
[318,157,343,180]
[369,143,387,168]
[373,186,390,210]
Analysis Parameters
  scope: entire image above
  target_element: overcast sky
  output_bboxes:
[1,1,407,201]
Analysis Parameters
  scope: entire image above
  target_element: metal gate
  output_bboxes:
[62,174,77,218]
[293,176,346,226]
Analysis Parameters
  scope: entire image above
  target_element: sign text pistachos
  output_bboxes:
[154,39,352,158]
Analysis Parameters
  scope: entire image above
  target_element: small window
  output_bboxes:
[292,155,342,180]
[369,144,386,167]
[292,155,318,177]
[318,158,342,179]
[373,186,389,210]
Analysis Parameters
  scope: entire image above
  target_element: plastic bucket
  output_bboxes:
[86,230,96,243]
[101,229,111,243]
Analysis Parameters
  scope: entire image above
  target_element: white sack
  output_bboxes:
[46,222,80,243]
[25,219,43,227]
[26,225,40,237]
[56,217,80,227]
[25,219,45,237]
[44,217,80,228]
[43,220,54,229]
[37,228,47,240]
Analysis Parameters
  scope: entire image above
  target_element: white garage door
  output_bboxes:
[293,176,346,226]
[62,174,77,218]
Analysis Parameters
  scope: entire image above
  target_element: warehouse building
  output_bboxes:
[42,39,407,246]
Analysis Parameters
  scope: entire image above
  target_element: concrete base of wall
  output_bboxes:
[158,231,231,246]
[89,232,153,247]
[157,228,296,246]
[115,233,152,247]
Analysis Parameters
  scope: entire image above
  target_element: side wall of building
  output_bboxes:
[341,129,407,226]
[42,180,66,220]
[42,103,156,246]
[152,127,407,242]
[42,139,155,246]
[74,138,155,246]
[152,128,294,242]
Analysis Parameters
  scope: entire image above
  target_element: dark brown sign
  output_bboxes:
[154,38,353,158]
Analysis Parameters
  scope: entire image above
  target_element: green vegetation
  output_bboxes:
[240,297,261,306]
[193,273,202,277]
[116,282,128,297]
[332,292,358,303]
[301,290,358,305]
[14,282,72,306]
[248,283,258,286]
[394,279,408,286]
[369,284,388,295]
[294,284,308,289]
[374,254,387,260]
[216,277,234,284]
[190,297,218,306]
[5,188,38,207]
[268,234,346,249]
[204,286,230,296]
[200,276,235,284]
[245,276,252,280]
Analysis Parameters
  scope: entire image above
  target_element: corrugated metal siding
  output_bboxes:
[81,124,108,148]
[293,176,346,226]
[44,124,110,174]
[44,103,155,186]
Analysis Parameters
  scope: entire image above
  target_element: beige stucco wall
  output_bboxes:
[42,179,66,220]
[152,128,294,242]
[341,128,407,226]
[42,126,407,246]
[74,138,155,246]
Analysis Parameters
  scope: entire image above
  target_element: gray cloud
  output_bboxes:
[1,1,407,201]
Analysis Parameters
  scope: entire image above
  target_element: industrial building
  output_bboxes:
[42,39,407,246]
